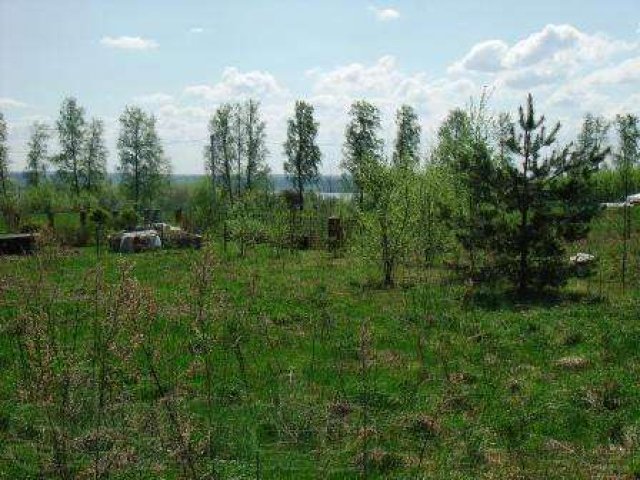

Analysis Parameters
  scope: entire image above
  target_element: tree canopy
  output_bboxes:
[283,100,321,210]
[117,106,169,209]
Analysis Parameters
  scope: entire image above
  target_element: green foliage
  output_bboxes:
[342,100,384,204]
[89,206,109,225]
[21,183,71,214]
[96,181,123,213]
[577,113,610,157]
[117,105,170,208]
[207,103,236,204]
[206,100,270,206]
[226,197,269,256]
[185,178,219,231]
[417,165,460,264]
[491,94,607,294]
[244,99,269,191]
[591,167,640,202]
[283,100,321,210]
[614,114,640,292]
[614,114,639,175]
[433,103,502,277]
[81,118,107,192]
[0,111,9,198]
[118,207,139,230]
[393,104,421,170]
[0,191,19,232]
[25,121,50,188]
[356,156,421,286]
[54,97,86,196]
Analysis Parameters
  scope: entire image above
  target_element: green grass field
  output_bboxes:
[1,240,639,478]
[1,207,639,478]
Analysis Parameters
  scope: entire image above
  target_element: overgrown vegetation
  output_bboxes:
[1,227,639,478]
[1,92,639,477]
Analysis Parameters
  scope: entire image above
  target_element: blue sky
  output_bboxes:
[1,0,639,174]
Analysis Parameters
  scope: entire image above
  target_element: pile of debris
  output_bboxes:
[108,229,162,253]
[153,223,203,249]
[108,223,202,253]
[569,252,595,265]
[569,252,596,277]
[601,192,640,208]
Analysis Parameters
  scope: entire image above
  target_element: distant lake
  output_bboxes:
[316,192,354,200]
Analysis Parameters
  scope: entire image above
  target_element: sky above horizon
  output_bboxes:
[1,0,639,174]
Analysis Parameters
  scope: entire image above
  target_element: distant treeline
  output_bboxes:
[8,172,351,193]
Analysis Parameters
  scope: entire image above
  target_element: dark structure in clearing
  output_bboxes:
[0,233,38,255]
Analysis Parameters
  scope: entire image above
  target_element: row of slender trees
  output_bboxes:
[2,95,636,214]
[259,94,637,292]
[205,100,269,205]
[2,93,639,294]
[204,98,425,210]
[0,99,169,209]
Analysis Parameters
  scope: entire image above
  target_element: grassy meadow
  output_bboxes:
[1,209,639,479]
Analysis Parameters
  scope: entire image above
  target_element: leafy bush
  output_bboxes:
[117,207,139,231]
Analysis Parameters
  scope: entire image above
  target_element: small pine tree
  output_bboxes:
[491,94,607,295]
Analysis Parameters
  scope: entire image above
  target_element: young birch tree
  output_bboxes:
[232,103,246,198]
[393,104,421,170]
[244,99,268,191]
[81,118,107,192]
[0,112,10,197]
[283,100,321,210]
[206,104,235,204]
[358,155,420,287]
[26,122,50,187]
[55,97,86,196]
[343,101,384,205]
[117,106,169,209]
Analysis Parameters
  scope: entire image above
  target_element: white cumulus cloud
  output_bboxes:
[184,67,286,101]
[369,6,400,21]
[33,25,636,175]
[0,97,27,109]
[451,24,637,74]
[583,56,640,86]
[449,40,509,73]
[100,36,158,50]
[504,24,582,67]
